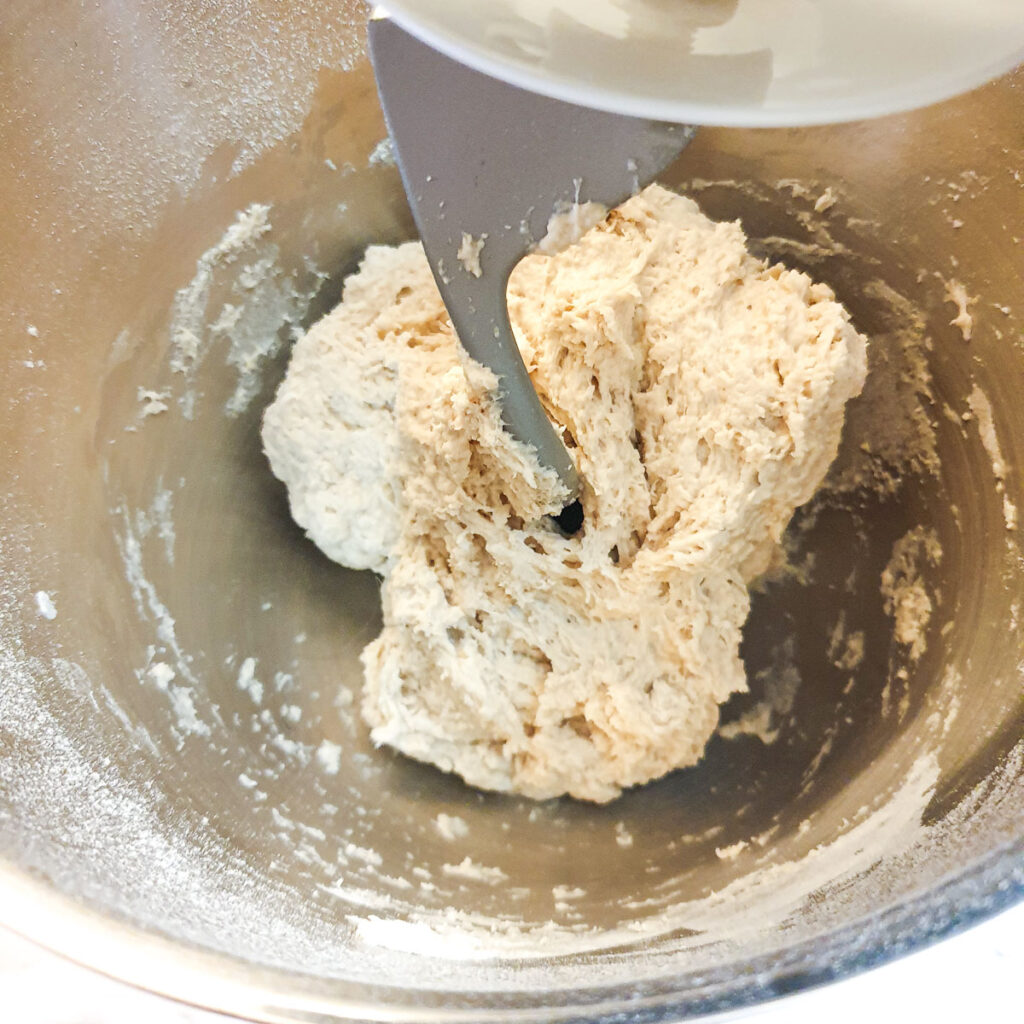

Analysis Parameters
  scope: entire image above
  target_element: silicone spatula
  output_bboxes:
[368,14,694,529]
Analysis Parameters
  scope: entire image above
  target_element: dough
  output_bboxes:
[262,185,867,802]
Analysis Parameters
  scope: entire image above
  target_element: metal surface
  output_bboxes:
[368,15,693,503]
[0,3,1022,1023]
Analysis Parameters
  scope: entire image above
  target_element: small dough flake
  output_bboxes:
[315,739,343,775]
[456,232,486,278]
[137,388,171,417]
[434,813,470,841]
[34,590,57,620]
[814,187,837,213]
[442,856,507,884]
[944,277,975,342]
[263,185,867,802]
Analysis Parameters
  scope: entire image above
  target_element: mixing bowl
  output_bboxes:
[1,2,1022,1021]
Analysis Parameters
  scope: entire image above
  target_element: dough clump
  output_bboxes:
[263,184,867,802]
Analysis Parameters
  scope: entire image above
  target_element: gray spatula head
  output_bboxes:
[368,15,694,518]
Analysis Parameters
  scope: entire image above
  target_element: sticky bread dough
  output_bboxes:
[262,184,868,802]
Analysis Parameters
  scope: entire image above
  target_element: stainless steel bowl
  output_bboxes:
[1,3,1021,1021]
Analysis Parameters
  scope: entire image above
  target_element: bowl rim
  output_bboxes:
[1,833,1021,1023]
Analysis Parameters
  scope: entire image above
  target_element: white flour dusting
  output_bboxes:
[112,493,229,749]
[11,0,363,248]
[167,686,210,738]
[342,843,383,868]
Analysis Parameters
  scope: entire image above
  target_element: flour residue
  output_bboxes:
[117,508,191,682]
[967,384,1018,532]
[113,488,220,747]
[131,483,176,566]
[169,204,270,414]
[719,635,801,745]
[829,277,941,497]
[12,0,364,249]
[165,203,324,419]
[717,700,775,744]
[552,885,586,901]
[827,611,865,672]
[354,752,941,960]
[881,527,943,667]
